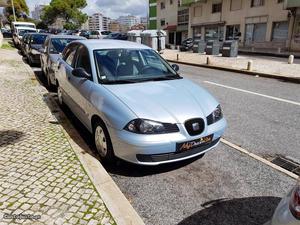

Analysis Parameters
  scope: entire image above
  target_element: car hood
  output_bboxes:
[104,78,219,124]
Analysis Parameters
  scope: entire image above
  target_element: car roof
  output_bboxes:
[16,27,36,31]
[75,39,151,50]
[48,35,86,39]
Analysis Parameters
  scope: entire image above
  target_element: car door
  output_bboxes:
[67,45,94,127]
[57,43,79,111]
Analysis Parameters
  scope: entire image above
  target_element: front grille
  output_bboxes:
[163,123,180,133]
[136,137,220,163]
[184,118,205,136]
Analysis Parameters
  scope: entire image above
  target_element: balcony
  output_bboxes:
[181,0,207,6]
[0,0,8,7]
[284,0,300,9]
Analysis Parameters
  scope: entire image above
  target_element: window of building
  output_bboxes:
[251,0,264,7]
[230,0,242,11]
[161,1,166,9]
[178,0,181,7]
[277,0,284,3]
[245,23,267,44]
[205,26,224,41]
[226,25,241,40]
[272,21,288,41]
[178,9,189,26]
[194,6,202,17]
[170,0,173,5]
[160,19,166,26]
[212,3,222,13]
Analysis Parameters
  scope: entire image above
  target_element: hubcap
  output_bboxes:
[57,87,63,105]
[95,126,108,157]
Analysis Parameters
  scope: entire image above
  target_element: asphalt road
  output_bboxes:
[31,62,299,225]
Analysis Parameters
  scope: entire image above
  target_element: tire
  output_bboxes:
[57,84,65,108]
[93,120,115,164]
[47,73,56,92]
[28,55,33,66]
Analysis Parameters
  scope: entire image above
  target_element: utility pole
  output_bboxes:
[11,0,16,22]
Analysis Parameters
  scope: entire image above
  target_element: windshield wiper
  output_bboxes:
[101,79,138,84]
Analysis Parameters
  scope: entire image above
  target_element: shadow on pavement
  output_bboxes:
[0,130,25,147]
[178,196,280,225]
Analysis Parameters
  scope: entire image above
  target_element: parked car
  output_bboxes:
[24,33,48,66]
[40,35,86,90]
[20,33,32,55]
[79,30,90,39]
[12,27,36,47]
[266,179,300,225]
[104,32,128,40]
[89,30,111,39]
[56,40,226,165]
[1,28,12,38]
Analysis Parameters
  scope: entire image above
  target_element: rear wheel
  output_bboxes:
[93,120,114,164]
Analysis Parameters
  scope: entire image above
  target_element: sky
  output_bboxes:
[26,0,148,19]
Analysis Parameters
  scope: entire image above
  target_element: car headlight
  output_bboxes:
[206,105,223,125]
[124,119,179,134]
[31,49,40,55]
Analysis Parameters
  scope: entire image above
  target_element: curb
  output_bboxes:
[166,59,300,84]
[24,65,145,225]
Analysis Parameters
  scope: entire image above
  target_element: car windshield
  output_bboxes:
[50,38,78,54]
[94,49,180,84]
[31,34,47,45]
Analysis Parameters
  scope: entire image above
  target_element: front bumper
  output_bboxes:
[108,118,226,165]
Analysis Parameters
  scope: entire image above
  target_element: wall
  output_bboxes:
[188,0,290,49]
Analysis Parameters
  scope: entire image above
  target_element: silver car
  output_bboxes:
[266,180,300,225]
[40,35,86,90]
[56,40,227,165]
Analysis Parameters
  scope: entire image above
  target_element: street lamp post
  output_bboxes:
[11,0,16,22]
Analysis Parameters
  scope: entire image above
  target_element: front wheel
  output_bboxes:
[57,85,65,108]
[93,121,115,164]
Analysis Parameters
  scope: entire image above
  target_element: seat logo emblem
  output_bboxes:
[192,122,200,131]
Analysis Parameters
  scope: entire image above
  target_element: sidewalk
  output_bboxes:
[0,48,116,224]
[162,49,300,80]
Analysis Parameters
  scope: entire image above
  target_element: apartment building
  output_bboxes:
[88,13,110,31]
[150,0,300,51]
[153,0,189,45]
[31,5,46,21]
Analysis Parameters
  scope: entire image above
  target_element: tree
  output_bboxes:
[42,0,88,30]
[5,0,29,22]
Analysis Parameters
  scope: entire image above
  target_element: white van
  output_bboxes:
[11,22,36,32]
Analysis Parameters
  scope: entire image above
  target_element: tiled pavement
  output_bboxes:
[0,48,115,225]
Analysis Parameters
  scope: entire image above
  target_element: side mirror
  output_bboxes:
[72,67,91,79]
[172,64,179,72]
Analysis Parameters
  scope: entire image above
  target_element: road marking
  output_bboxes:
[204,81,300,106]
[221,138,299,180]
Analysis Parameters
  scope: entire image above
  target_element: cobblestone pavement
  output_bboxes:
[0,48,116,225]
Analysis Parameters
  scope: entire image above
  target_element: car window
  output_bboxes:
[75,46,92,75]
[50,38,78,54]
[91,31,99,35]
[31,34,47,45]
[64,45,78,67]
[94,49,178,83]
